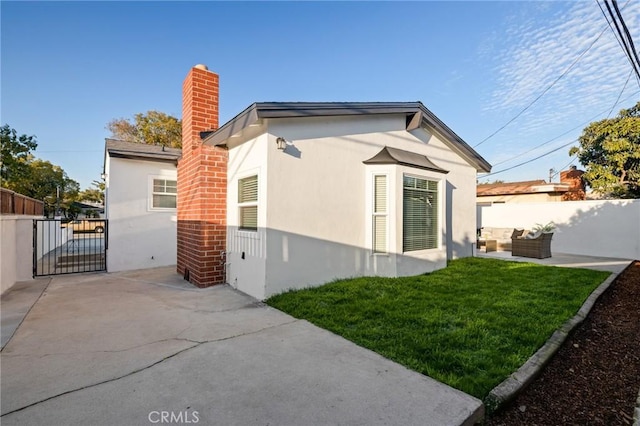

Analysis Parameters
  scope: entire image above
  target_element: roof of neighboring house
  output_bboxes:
[477,180,570,196]
[72,201,104,210]
[201,102,491,173]
[104,139,181,164]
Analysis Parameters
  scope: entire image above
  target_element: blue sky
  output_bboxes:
[2,1,639,190]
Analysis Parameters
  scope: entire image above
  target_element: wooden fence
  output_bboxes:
[1,187,44,216]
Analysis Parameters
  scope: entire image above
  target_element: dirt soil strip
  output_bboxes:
[487,261,640,426]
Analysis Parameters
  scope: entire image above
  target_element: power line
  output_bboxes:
[477,1,639,180]
[612,0,640,70]
[482,86,639,179]
[551,156,578,180]
[492,90,640,167]
[480,139,577,179]
[473,23,610,148]
[607,69,633,117]
[491,124,585,168]
[551,66,636,179]
[604,0,640,80]
[597,0,640,86]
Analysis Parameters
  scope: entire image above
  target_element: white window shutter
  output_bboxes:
[238,175,259,231]
[373,175,388,253]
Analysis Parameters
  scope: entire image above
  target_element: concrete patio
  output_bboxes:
[2,253,630,426]
[476,250,632,274]
[1,267,483,426]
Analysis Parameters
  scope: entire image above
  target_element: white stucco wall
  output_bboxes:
[256,115,478,298]
[478,199,640,259]
[105,157,177,272]
[226,134,269,300]
[1,216,37,294]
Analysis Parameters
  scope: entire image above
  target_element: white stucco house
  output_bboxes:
[174,65,491,300]
[206,103,490,299]
[103,139,180,272]
[105,65,491,300]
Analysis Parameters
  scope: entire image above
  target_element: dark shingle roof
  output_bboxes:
[201,102,491,173]
[105,139,181,163]
[363,146,449,174]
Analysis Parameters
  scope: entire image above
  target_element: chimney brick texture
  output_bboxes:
[177,66,228,287]
[560,167,586,201]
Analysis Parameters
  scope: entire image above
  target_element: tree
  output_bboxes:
[8,159,80,217]
[107,110,182,148]
[1,124,82,216]
[0,124,38,186]
[569,102,640,198]
[79,180,105,204]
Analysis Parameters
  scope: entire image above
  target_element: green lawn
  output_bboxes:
[266,257,610,399]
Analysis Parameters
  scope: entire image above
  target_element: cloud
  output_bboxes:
[485,0,640,130]
[473,0,640,178]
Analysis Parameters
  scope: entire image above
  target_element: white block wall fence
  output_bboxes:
[477,199,640,260]
[0,216,38,294]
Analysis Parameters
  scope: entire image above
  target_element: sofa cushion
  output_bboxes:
[480,227,518,241]
[480,228,493,239]
[526,230,542,239]
[511,228,525,239]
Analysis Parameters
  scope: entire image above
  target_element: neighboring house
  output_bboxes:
[103,139,181,272]
[172,65,491,300]
[477,167,586,205]
[71,201,104,218]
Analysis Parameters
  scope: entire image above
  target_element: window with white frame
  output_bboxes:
[372,174,388,253]
[403,175,438,251]
[151,178,177,209]
[238,175,258,231]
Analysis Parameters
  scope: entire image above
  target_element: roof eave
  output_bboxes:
[202,102,492,173]
[203,102,423,147]
[107,151,181,164]
[202,103,260,147]
[415,104,492,173]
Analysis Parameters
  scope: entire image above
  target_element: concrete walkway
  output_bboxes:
[476,250,632,274]
[1,278,50,350]
[1,267,483,426]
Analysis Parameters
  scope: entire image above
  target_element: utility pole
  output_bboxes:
[549,168,556,183]
[55,185,61,218]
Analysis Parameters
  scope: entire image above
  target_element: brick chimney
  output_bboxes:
[177,64,227,287]
[560,165,586,201]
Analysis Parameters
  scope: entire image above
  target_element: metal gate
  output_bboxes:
[33,219,108,276]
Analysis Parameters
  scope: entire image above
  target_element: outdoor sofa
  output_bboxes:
[511,232,553,259]
[477,227,523,251]
[478,227,553,259]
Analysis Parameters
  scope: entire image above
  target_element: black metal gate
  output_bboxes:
[33,219,108,276]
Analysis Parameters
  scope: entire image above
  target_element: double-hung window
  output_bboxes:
[238,175,258,231]
[372,174,388,253]
[151,178,177,209]
[403,175,438,251]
